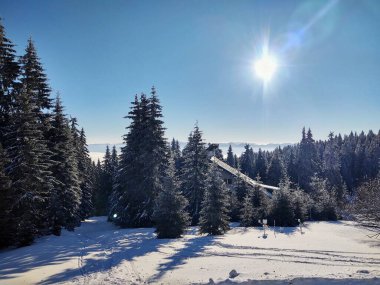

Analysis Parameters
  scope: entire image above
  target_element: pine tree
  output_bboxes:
[48,96,81,235]
[78,128,94,219]
[226,145,235,167]
[292,187,308,222]
[254,148,267,182]
[95,159,106,216]
[112,88,168,227]
[240,175,269,226]
[240,189,255,227]
[233,172,250,203]
[352,173,380,228]
[171,138,182,173]
[309,176,338,221]
[233,154,239,169]
[5,87,54,245]
[96,145,113,215]
[199,164,230,235]
[0,19,20,145]
[19,38,52,119]
[153,159,190,238]
[240,144,254,178]
[297,128,319,192]
[271,174,296,226]
[266,148,285,187]
[0,143,12,247]
[181,124,209,225]
[323,132,344,201]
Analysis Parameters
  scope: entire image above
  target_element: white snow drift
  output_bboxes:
[0,217,379,285]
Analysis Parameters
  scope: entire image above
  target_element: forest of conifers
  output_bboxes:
[1,20,379,248]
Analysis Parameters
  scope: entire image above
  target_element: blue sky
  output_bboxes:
[1,0,380,144]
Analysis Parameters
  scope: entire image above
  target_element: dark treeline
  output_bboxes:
[233,128,380,200]
[0,21,95,247]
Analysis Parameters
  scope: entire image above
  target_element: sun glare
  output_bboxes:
[254,54,278,82]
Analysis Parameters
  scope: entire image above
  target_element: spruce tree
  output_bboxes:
[297,128,319,192]
[323,132,344,201]
[112,88,168,227]
[19,38,52,119]
[0,19,20,145]
[0,143,12,247]
[240,175,269,227]
[153,159,190,238]
[240,187,255,227]
[199,164,230,235]
[5,87,54,245]
[111,145,119,177]
[170,138,182,174]
[266,148,285,187]
[233,172,250,203]
[181,124,209,225]
[271,174,296,226]
[96,145,113,215]
[226,145,235,167]
[240,144,254,177]
[78,128,94,219]
[254,148,267,182]
[309,176,338,221]
[48,96,81,235]
[95,159,107,216]
[233,154,239,169]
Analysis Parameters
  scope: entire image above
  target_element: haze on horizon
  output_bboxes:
[1,0,379,144]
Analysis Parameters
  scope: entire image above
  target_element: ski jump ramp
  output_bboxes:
[211,156,279,198]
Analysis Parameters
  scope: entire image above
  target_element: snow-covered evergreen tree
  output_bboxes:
[254,148,267,181]
[271,174,296,226]
[94,146,113,215]
[0,143,12,247]
[112,88,168,227]
[233,172,249,203]
[352,172,380,228]
[0,19,20,145]
[309,176,338,221]
[240,144,254,178]
[48,96,81,235]
[323,132,344,201]
[77,128,94,219]
[153,159,190,238]
[19,38,52,119]
[226,145,235,167]
[181,124,209,225]
[199,164,230,235]
[5,87,54,245]
[171,138,182,174]
[266,148,285,187]
[297,128,319,192]
[240,175,269,226]
[240,188,255,227]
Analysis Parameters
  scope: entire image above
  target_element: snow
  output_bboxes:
[0,217,379,285]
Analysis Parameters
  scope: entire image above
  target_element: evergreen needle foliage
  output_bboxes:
[199,164,230,235]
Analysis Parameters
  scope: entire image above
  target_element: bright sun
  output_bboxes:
[254,54,278,82]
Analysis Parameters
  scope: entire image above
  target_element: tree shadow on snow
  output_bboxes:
[147,233,219,283]
[36,227,172,284]
[0,234,84,283]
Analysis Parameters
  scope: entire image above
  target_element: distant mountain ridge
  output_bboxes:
[88,142,293,161]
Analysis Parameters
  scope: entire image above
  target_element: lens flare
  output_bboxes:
[254,54,278,82]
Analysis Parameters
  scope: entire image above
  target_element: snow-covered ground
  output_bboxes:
[0,217,379,285]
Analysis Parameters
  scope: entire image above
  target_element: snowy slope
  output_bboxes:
[0,217,379,285]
